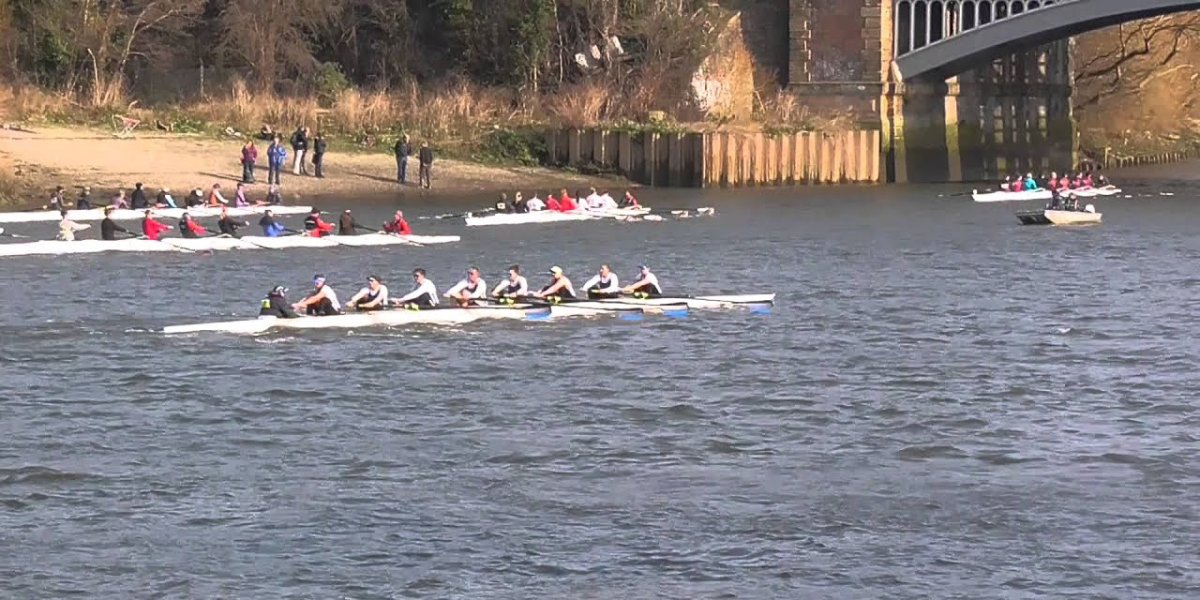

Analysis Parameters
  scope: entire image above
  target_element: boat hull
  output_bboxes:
[0,205,312,224]
[972,189,1053,203]
[464,207,651,227]
[594,293,775,309]
[164,305,550,334]
[1016,209,1102,225]
[0,232,460,258]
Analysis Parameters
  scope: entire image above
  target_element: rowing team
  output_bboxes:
[261,264,664,317]
[494,187,639,214]
[57,207,412,242]
[48,183,283,211]
[999,171,1111,193]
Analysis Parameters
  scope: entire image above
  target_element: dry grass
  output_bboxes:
[545,83,609,127]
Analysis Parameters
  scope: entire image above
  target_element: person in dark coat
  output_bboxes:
[393,134,411,184]
[312,132,327,178]
[130,182,149,209]
[418,141,433,189]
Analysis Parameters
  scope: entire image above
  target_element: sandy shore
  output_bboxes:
[0,126,620,207]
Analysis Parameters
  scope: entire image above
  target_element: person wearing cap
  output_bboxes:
[292,275,342,316]
[57,210,90,241]
[130,183,149,209]
[259,210,287,237]
[382,210,412,235]
[178,212,207,239]
[622,265,662,297]
[444,267,487,306]
[347,275,389,311]
[392,268,439,309]
[154,187,177,208]
[303,208,334,237]
[100,207,131,241]
[491,265,529,300]
[76,187,93,210]
[338,209,367,236]
[260,286,300,318]
[580,264,620,299]
[534,266,576,301]
[141,210,171,241]
[185,188,204,208]
[217,206,249,238]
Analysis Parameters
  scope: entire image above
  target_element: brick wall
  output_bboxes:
[717,0,790,86]
[790,0,886,84]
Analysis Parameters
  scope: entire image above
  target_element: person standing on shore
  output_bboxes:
[312,132,327,178]
[267,136,286,185]
[241,140,258,183]
[418,141,433,189]
[393,134,411,184]
[291,126,309,176]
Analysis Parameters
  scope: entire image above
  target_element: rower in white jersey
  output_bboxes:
[534,266,575,301]
[346,275,389,311]
[392,268,439,309]
[491,264,529,300]
[444,267,488,306]
[622,265,663,297]
[581,264,621,299]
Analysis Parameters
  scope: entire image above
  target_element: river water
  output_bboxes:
[1,170,1198,598]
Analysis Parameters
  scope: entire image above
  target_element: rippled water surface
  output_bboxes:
[1,175,1198,598]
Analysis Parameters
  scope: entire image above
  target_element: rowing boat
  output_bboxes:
[0,233,460,258]
[0,205,312,224]
[164,304,553,334]
[464,207,651,227]
[971,185,1122,203]
[594,293,775,309]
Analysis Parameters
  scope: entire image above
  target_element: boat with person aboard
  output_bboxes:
[0,232,460,258]
[0,204,313,224]
[1016,205,1102,226]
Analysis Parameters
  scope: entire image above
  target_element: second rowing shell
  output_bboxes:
[0,205,313,224]
[0,233,460,258]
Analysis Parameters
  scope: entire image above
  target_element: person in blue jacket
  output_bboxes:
[267,135,287,185]
[258,209,287,237]
[1023,172,1038,190]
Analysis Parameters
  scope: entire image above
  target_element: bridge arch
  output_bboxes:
[894,0,1200,80]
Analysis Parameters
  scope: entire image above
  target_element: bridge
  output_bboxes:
[783,0,1200,182]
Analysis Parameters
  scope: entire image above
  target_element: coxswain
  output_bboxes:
[581,264,620,299]
[546,193,562,211]
[260,286,300,318]
[47,186,67,211]
[178,212,207,239]
[444,267,487,306]
[382,210,412,235]
[259,210,286,237]
[526,194,545,211]
[495,193,511,213]
[1096,173,1110,186]
[76,187,93,210]
[392,268,439,309]
[265,184,282,205]
[206,183,228,207]
[558,189,578,211]
[155,187,177,208]
[292,275,341,316]
[534,266,575,301]
[57,210,90,241]
[622,265,663,297]
[621,190,640,208]
[346,275,389,311]
[217,207,248,237]
[185,188,204,207]
[100,207,131,241]
[491,264,529,300]
[141,210,171,241]
[338,209,366,235]
[131,183,149,209]
[303,208,334,237]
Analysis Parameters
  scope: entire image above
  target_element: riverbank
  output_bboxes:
[0,125,621,208]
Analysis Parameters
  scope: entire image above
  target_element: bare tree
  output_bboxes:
[218,0,344,93]
[1075,15,1200,108]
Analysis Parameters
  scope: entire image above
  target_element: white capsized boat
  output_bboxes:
[0,205,312,224]
[464,207,651,227]
[0,233,459,258]
[594,293,775,310]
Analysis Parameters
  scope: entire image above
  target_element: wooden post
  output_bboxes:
[618,132,632,176]
[567,129,582,166]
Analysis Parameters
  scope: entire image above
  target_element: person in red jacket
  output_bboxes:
[546,193,562,211]
[382,210,412,235]
[178,212,207,239]
[303,208,335,237]
[558,188,577,211]
[141,210,170,241]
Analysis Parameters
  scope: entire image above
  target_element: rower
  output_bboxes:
[558,189,578,211]
[155,187,177,208]
[392,268,439,309]
[259,210,286,237]
[58,210,90,241]
[185,188,204,207]
[110,189,130,210]
[338,209,367,235]
[513,192,529,214]
[47,186,67,211]
[347,275,389,311]
[526,194,546,212]
[292,275,342,316]
[217,207,248,237]
[178,212,206,239]
[546,193,562,211]
[581,264,620,299]
[206,183,228,207]
[100,207,131,241]
[622,265,662,297]
[142,210,170,241]
[534,266,575,301]
[585,187,601,208]
[491,264,529,300]
[76,187,93,210]
[265,184,282,205]
[131,183,149,209]
[304,208,334,237]
[382,210,412,235]
[444,267,487,306]
[621,190,640,208]
[495,193,511,213]
[260,285,300,318]
[594,191,618,210]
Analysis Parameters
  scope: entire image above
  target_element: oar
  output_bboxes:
[0,228,29,239]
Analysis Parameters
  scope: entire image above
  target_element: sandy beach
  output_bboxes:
[0,125,618,207]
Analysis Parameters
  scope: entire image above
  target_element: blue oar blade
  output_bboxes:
[525,310,552,321]
[663,309,689,319]
[750,306,772,315]
[619,312,644,322]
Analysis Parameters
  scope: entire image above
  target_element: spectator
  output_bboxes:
[312,132,327,178]
[241,141,258,183]
[130,182,149,209]
[267,135,287,185]
[418,141,433,189]
[291,126,309,176]
[393,134,411,184]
